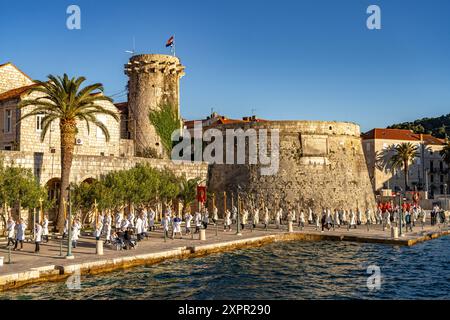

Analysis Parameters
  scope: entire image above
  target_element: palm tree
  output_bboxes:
[389,142,418,191]
[178,177,201,214]
[18,74,119,232]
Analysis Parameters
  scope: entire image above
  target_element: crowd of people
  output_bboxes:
[2,200,448,254]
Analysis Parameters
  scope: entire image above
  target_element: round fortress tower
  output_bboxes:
[125,54,185,157]
[208,120,376,216]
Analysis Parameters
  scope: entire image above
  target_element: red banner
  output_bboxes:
[197,186,207,203]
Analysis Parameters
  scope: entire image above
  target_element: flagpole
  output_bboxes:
[173,34,176,57]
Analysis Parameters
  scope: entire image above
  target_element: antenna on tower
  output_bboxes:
[125,36,136,55]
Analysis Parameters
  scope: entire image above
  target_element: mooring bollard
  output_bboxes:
[391,226,399,239]
[200,229,206,241]
[96,240,104,255]
[0,256,4,267]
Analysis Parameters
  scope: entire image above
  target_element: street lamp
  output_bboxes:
[66,186,74,259]
[398,188,403,237]
[236,186,242,236]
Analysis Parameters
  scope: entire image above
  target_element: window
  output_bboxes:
[440,175,444,183]
[96,115,107,139]
[431,174,434,183]
[4,110,11,133]
[36,114,44,132]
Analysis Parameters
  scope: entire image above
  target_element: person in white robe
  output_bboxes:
[103,212,112,244]
[71,218,81,248]
[334,209,340,228]
[275,209,282,229]
[298,210,305,229]
[232,206,238,224]
[202,209,210,229]
[135,214,144,241]
[252,208,260,228]
[194,211,202,233]
[161,214,170,238]
[42,215,49,243]
[185,211,193,235]
[325,209,332,230]
[172,215,183,239]
[212,206,219,226]
[128,211,135,228]
[308,207,314,225]
[224,209,232,231]
[120,218,130,232]
[240,208,249,230]
[348,209,357,230]
[357,208,363,225]
[342,210,348,225]
[93,219,103,241]
[384,210,391,229]
[14,219,26,251]
[63,218,69,239]
[34,222,43,253]
[315,211,321,230]
[421,208,426,228]
[6,217,15,247]
[115,211,122,230]
[149,208,156,231]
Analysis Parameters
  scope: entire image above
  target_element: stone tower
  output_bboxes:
[125,54,185,157]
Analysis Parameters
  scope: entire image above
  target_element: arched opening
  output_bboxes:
[46,178,61,222]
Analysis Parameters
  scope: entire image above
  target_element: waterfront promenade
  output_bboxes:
[1,221,449,291]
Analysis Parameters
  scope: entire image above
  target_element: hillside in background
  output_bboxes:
[388,114,450,139]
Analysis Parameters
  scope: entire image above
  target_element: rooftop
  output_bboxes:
[362,128,445,145]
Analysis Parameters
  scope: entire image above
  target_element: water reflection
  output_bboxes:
[1,237,449,300]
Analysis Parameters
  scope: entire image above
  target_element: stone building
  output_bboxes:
[0,57,207,223]
[0,53,381,224]
[362,128,447,198]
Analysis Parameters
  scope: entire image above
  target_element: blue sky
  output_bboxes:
[1,0,450,132]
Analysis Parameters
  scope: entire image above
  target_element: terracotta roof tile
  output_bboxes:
[362,128,445,145]
[0,84,39,102]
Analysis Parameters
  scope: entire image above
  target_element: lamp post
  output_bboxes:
[444,183,448,226]
[236,186,242,236]
[398,188,403,237]
[38,197,43,223]
[66,186,74,259]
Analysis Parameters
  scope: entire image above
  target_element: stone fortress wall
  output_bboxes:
[0,150,208,188]
[208,120,376,217]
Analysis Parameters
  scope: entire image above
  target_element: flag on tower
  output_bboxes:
[166,36,174,47]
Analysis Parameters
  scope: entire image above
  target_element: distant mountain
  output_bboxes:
[388,114,450,139]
